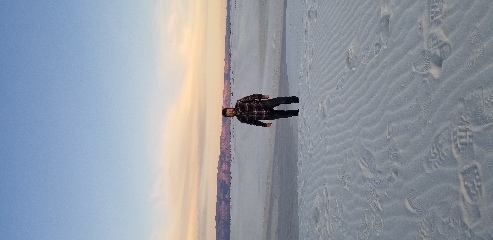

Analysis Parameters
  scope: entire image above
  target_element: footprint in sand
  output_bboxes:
[353,140,378,180]
[462,87,493,126]
[307,5,317,23]
[449,121,476,165]
[312,184,350,238]
[413,1,452,79]
[405,189,423,214]
[346,46,359,70]
[466,27,485,70]
[366,184,383,213]
[329,197,351,237]
[413,50,432,74]
[428,0,445,26]
[417,203,483,239]
[337,166,352,190]
[362,211,384,236]
[418,211,436,240]
[427,32,452,63]
[303,0,318,39]
[301,0,317,89]
[422,126,458,174]
[379,14,391,48]
[385,144,400,184]
[379,0,392,49]
[459,163,483,204]
[413,36,451,78]
[374,42,382,56]
[459,162,484,228]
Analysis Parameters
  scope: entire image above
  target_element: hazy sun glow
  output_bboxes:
[153,0,226,239]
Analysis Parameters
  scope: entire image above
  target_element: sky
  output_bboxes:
[0,0,225,239]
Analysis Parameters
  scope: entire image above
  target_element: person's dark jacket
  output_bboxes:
[234,94,270,127]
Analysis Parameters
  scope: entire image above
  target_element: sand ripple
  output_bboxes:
[288,0,493,239]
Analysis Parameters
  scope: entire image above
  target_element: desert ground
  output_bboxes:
[229,0,493,239]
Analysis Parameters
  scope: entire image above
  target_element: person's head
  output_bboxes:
[222,108,237,117]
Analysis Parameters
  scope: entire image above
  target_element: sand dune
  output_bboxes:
[228,0,493,239]
[287,0,493,239]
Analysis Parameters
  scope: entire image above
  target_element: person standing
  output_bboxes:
[222,94,299,127]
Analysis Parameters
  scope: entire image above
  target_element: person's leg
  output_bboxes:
[262,96,299,108]
[268,110,299,119]
[289,96,299,103]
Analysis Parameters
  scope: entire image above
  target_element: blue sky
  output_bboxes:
[1,1,158,239]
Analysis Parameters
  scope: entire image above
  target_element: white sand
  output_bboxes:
[228,0,287,239]
[230,0,493,239]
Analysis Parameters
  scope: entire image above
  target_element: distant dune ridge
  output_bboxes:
[215,114,231,240]
[215,81,232,240]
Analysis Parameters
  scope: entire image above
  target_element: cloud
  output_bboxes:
[154,0,206,99]
[152,0,225,240]
[158,79,206,240]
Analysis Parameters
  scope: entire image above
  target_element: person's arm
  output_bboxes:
[237,116,271,127]
[248,120,271,127]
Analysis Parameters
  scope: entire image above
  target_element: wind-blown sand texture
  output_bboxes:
[288,0,493,239]
[228,0,290,239]
[227,0,493,239]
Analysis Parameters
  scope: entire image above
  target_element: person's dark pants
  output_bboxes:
[266,110,299,119]
[262,96,299,108]
[261,96,299,119]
